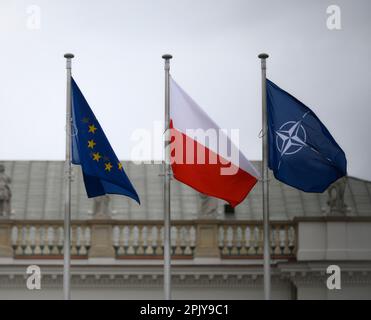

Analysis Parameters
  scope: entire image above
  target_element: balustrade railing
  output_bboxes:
[11,223,91,257]
[218,222,296,258]
[112,223,196,258]
[5,220,296,259]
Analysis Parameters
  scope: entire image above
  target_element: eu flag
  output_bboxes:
[71,78,140,203]
[267,79,347,193]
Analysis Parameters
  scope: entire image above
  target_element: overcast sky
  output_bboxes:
[0,0,370,181]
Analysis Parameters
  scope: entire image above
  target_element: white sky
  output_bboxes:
[0,0,370,181]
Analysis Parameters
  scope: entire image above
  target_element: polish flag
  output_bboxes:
[169,77,260,207]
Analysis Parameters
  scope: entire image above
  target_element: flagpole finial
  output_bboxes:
[258,53,269,59]
[64,53,74,59]
[162,54,173,60]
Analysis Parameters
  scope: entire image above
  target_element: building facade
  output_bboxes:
[0,161,371,300]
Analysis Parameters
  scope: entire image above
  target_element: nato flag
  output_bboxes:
[71,78,140,203]
[267,79,347,193]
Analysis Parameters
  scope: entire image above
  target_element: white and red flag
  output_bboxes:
[169,77,260,207]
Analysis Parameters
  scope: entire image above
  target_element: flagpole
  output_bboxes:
[162,54,173,300]
[63,53,74,300]
[258,53,271,300]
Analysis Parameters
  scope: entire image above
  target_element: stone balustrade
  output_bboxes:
[10,223,91,257]
[0,220,297,260]
[218,222,296,258]
[112,223,196,258]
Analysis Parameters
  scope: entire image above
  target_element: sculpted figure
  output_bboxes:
[0,164,11,216]
[327,177,347,214]
[199,193,218,218]
[93,195,111,218]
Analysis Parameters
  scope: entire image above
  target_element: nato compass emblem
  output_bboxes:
[275,112,310,166]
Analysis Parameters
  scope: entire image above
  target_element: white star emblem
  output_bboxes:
[276,120,307,156]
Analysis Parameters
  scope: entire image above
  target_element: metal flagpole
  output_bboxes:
[63,53,74,300]
[258,53,271,300]
[162,53,172,300]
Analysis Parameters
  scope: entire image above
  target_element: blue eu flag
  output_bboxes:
[267,79,347,193]
[71,78,140,203]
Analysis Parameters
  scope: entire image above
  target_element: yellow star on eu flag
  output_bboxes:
[88,124,97,134]
[88,140,96,149]
[105,162,113,172]
[92,152,101,162]
[118,162,123,171]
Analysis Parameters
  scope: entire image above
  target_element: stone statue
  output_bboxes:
[199,193,218,218]
[93,195,111,219]
[0,164,11,217]
[326,177,348,215]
